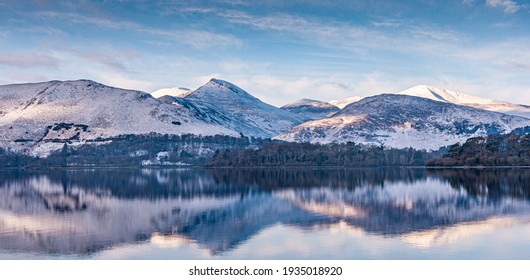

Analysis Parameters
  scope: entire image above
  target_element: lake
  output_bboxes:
[1,167,529,259]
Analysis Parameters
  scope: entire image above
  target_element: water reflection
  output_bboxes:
[0,167,529,258]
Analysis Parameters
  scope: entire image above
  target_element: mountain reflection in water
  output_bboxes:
[0,167,529,258]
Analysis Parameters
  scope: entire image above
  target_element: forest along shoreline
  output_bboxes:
[1,130,529,168]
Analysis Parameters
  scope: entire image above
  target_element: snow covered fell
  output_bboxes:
[281,98,339,120]
[182,78,305,138]
[275,94,530,150]
[399,85,530,118]
[0,80,238,156]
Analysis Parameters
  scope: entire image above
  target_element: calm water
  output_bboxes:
[1,167,530,259]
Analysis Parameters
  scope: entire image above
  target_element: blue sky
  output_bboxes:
[0,0,529,106]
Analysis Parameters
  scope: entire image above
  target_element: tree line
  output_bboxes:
[427,132,530,166]
[206,141,439,167]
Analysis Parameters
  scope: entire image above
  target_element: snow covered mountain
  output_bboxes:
[399,85,530,118]
[157,95,233,125]
[2,78,529,158]
[329,96,364,109]
[275,94,530,150]
[182,78,305,138]
[0,80,238,156]
[281,98,339,120]
[151,86,191,98]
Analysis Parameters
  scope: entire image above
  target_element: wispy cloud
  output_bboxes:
[97,74,154,92]
[0,72,50,85]
[449,38,530,68]
[218,10,468,60]
[486,0,522,14]
[506,61,530,70]
[0,53,58,68]
[35,11,242,49]
[36,11,138,29]
[409,26,462,41]
[219,11,390,51]
[162,6,466,58]
[78,52,132,73]
[372,19,403,28]
[19,26,67,36]
[175,7,218,14]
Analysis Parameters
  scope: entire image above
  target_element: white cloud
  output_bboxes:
[486,0,522,14]
[35,11,242,49]
[7,5,529,108]
[449,38,530,70]
[0,72,50,85]
[97,74,154,92]
[78,52,135,73]
[372,19,403,28]
[0,53,58,68]
[507,61,530,70]
[19,26,68,36]
[217,10,466,58]
[221,11,377,49]
[175,7,217,14]
[409,26,462,41]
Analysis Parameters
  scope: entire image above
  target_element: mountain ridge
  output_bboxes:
[281,98,339,120]
[2,78,530,159]
[275,94,530,150]
[398,85,530,118]
[0,79,239,157]
[182,78,305,138]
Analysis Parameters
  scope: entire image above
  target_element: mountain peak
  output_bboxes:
[181,79,304,138]
[329,96,364,109]
[276,93,530,150]
[282,98,337,109]
[205,78,247,95]
[398,85,530,118]
[399,85,494,105]
[281,98,339,120]
[187,78,257,102]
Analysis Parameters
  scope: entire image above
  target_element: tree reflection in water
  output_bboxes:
[0,167,529,256]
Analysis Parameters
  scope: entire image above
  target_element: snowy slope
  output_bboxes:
[158,95,232,125]
[151,86,191,98]
[399,85,530,118]
[275,94,530,150]
[281,98,339,120]
[329,96,364,109]
[183,78,305,138]
[0,80,238,156]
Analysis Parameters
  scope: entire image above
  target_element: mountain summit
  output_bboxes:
[0,79,237,156]
[181,78,304,138]
[281,98,339,120]
[275,94,529,150]
[399,85,492,104]
[399,85,530,118]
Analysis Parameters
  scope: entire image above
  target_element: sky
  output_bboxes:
[0,0,529,106]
